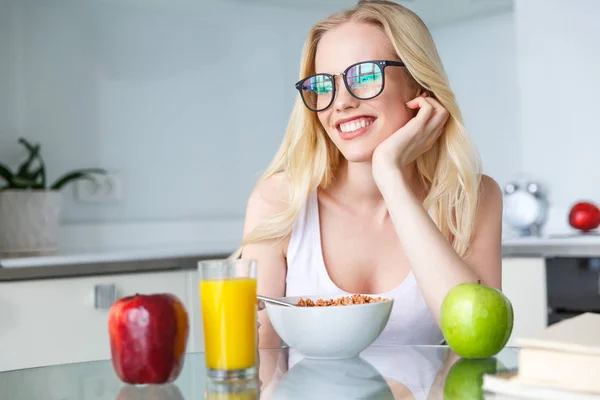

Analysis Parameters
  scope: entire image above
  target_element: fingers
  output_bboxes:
[405,95,449,152]
[407,95,447,121]
[424,96,449,125]
[405,96,435,130]
[408,96,449,131]
[426,102,449,139]
[406,95,434,116]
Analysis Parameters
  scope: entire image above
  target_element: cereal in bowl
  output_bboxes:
[296,294,388,307]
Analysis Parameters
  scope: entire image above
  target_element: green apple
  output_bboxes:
[440,281,513,358]
[443,357,504,400]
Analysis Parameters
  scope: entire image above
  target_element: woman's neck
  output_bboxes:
[323,159,421,217]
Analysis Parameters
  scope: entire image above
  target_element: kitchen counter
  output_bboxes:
[0,241,236,281]
[502,234,600,258]
[3,231,600,282]
[0,219,245,281]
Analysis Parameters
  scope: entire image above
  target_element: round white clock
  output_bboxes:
[503,179,549,236]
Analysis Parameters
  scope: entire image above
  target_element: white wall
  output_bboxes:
[432,0,600,234]
[515,0,600,228]
[431,11,520,189]
[0,0,340,224]
[0,0,19,166]
[6,0,595,236]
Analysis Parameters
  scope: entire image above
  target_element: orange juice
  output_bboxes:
[200,277,257,370]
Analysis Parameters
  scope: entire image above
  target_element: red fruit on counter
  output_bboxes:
[108,293,189,385]
[569,201,600,232]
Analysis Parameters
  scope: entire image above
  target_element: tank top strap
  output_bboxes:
[286,190,318,272]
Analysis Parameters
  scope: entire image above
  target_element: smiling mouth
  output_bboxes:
[336,117,376,140]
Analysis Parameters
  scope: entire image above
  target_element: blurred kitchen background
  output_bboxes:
[1,0,599,376]
[1,0,598,247]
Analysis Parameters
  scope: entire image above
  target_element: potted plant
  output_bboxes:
[0,137,106,254]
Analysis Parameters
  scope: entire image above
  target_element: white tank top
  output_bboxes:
[285,190,444,346]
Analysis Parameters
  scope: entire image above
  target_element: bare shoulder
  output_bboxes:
[245,172,291,226]
[243,172,294,252]
[477,174,503,215]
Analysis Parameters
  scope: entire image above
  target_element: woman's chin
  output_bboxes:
[339,148,377,164]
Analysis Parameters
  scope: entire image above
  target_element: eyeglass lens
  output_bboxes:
[299,62,384,111]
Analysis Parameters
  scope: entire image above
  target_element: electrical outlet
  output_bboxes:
[75,171,123,203]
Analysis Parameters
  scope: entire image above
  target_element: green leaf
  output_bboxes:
[17,138,47,188]
[16,142,41,182]
[40,164,46,188]
[12,175,39,188]
[17,137,37,153]
[0,163,14,185]
[50,168,107,190]
[16,156,45,186]
[30,165,44,182]
[26,166,45,189]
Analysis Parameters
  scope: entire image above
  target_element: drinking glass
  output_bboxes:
[199,258,258,381]
[205,378,258,400]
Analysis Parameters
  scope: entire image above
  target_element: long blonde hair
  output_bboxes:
[232,0,481,260]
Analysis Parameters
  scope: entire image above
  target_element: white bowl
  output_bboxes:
[264,295,393,359]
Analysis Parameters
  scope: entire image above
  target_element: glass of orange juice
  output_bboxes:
[199,258,258,381]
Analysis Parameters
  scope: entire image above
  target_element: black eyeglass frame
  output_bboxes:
[294,59,406,112]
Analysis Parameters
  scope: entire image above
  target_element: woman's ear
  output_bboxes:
[420,88,434,98]
[413,87,430,99]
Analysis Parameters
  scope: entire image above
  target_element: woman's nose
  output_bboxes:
[333,76,359,112]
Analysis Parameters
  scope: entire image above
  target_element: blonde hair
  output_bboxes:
[232,0,481,260]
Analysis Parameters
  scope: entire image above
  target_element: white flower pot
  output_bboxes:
[0,190,62,254]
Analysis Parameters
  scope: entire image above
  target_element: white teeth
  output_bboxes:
[340,119,372,133]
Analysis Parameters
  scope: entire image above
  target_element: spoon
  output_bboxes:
[257,295,296,308]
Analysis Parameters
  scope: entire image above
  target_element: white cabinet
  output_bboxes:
[0,270,191,372]
[501,257,548,345]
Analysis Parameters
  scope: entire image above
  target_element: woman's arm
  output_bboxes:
[372,97,503,324]
[376,169,503,324]
[240,174,290,348]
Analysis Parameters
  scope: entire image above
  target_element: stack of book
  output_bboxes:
[483,312,600,399]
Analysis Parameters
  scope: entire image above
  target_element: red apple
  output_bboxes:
[569,201,600,232]
[108,293,189,385]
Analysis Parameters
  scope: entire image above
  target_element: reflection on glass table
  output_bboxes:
[0,345,518,400]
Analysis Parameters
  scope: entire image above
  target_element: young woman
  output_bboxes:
[235,0,503,349]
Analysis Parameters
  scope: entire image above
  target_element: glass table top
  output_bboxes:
[0,345,519,399]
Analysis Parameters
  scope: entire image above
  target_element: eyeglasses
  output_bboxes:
[295,60,406,112]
